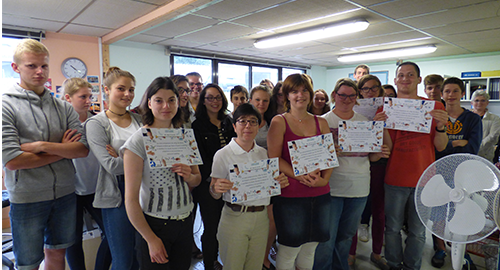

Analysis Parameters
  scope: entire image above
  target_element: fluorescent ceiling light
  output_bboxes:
[254,20,369,49]
[337,45,437,62]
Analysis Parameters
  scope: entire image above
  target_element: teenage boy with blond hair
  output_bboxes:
[3,39,88,270]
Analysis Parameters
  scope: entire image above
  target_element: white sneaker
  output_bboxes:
[359,224,370,242]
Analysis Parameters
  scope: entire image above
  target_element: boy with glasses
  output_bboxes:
[186,72,204,111]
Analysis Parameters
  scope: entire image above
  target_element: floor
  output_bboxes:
[2,207,492,270]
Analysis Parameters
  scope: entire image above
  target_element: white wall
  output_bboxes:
[109,41,170,108]
[307,65,327,90]
[325,53,500,115]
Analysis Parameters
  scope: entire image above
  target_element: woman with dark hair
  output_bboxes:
[267,74,333,270]
[192,83,236,270]
[171,74,195,128]
[308,89,331,115]
[382,84,397,98]
[270,81,285,116]
[122,76,200,269]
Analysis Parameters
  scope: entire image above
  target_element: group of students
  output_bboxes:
[2,38,497,270]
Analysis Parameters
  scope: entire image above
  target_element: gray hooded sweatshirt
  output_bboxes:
[2,84,87,203]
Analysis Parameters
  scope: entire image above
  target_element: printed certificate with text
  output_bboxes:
[353,97,384,120]
[338,121,384,152]
[383,97,435,133]
[228,158,280,203]
[288,133,339,176]
[142,128,203,169]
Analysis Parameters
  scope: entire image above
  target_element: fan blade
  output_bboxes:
[455,160,497,193]
[421,174,452,207]
[449,197,485,236]
[470,193,488,212]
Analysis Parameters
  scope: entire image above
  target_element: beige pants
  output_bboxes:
[217,205,269,270]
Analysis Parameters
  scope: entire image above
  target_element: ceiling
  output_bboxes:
[3,0,500,67]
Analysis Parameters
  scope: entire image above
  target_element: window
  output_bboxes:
[252,66,278,89]
[218,63,250,111]
[283,68,304,80]
[172,55,212,84]
[2,37,22,91]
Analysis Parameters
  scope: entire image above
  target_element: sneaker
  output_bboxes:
[462,253,477,270]
[370,253,390,270]
[431,249,446,268]
[359,224,370,242]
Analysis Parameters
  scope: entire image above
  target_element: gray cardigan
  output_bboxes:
[85,111,142,208]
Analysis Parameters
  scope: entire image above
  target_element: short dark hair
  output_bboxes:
[195,83,228,121]
[139,77,184,127]
[396,61,420,77]
[186,72,202,80]
[382,84,397,97]
[442,77,465,94]
[230,85,249,99]
[170,74,189,85]
[232,103,262,125]
[355,64,370,74]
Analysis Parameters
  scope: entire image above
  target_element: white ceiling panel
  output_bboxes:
[194,0,286,20]
[423,17,500,37]
[125,34,168,44]
[141,14,219,38]
[59,24,113,37]
[72,0,158,28]
[3,0,92,22]
[156,38,203,47]
[179,22,256,43]
[2,14,66,32]
[132,0,175,5]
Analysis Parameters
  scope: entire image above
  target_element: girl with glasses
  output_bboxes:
[171,75,196,128]
[192,84,236,270]
[314,78,389,270]
[267,73,333,270]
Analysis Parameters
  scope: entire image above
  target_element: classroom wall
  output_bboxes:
[109,41,171,108]
[325,53,500,115]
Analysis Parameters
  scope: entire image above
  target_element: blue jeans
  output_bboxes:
[101,178,139,270]
[66,193,111,270]
[10,193,76,270]
[384,184,426,270]
[314,196,367,270]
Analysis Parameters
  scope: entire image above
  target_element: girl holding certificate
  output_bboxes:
[267,73,333,270]
[86,67,141,270]
[210,103,288,270]
[314,78,389,270]
[122,77,201,269]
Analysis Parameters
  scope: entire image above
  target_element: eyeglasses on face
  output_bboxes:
[336,93,357,100]
[205,95,223,102]
[236,119,259,126]
[178,87,192,94]
[190,82,203,87]
[360,86,381,93]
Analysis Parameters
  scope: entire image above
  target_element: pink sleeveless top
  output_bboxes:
[280,115,330,198]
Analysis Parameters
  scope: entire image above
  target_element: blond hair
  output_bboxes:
[13,39,49,64]
[61,78,92,99]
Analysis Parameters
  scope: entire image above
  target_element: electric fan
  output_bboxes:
[415,154,500,270]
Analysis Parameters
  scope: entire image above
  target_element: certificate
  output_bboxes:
[142,128,203,169]
[353,97,384,120]
[383,97,435,133]
[288,133,339,176]
[338,121,384,152]
[228,158,280,203]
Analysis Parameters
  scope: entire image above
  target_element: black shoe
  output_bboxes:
[431,249,446,268]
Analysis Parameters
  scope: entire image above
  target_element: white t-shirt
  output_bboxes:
[322,111,370,197]
[121,129,194,219]
[211,138,270,206]
[109,118,141,153]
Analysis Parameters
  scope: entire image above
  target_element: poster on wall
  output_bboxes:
[91,85,100,94]
[87,76,99,83]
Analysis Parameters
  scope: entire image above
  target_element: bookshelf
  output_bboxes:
[462,76,500,101]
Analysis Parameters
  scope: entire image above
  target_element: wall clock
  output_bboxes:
[61,57,87,79]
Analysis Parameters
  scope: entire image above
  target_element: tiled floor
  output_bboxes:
[190,205,490,270]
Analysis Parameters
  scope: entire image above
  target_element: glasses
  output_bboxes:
[385,93,397,98]
[236,119,259,126]
[190,82,203,87]
[360,86,381,93]
[205,95,223,102]
[178,87,191,94]
[336,93,357,101]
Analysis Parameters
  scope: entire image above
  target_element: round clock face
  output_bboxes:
[61,58,87,79]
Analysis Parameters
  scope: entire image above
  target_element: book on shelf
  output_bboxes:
[490,79,500,99]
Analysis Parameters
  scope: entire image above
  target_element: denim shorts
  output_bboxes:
[10,192,76,270]
[273,193,331,247]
